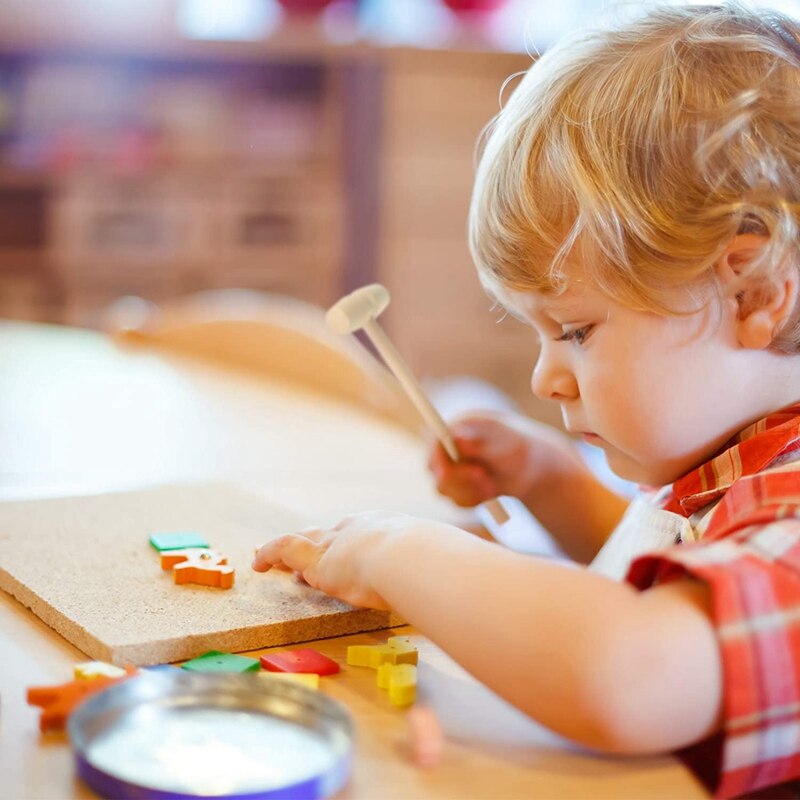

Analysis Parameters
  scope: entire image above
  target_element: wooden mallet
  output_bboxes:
[327,284,510,526]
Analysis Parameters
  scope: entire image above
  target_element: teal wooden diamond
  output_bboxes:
[149,532,210,552]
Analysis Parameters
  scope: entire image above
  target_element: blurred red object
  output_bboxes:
[276,0,341,12]
[442,0,505,11]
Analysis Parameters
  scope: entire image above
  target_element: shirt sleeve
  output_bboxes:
[627,518,800,799]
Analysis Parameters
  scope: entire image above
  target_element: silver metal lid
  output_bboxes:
[68,670,354,799]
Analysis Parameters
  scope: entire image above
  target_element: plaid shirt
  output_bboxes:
[627,404,800,799]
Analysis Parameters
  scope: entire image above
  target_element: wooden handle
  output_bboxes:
[483,497,510,526]
[363,320,459,462]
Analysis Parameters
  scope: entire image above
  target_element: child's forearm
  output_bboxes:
[520,467,629,563]
[367,525,721,753]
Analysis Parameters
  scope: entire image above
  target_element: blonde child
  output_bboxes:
[253,5,800,796]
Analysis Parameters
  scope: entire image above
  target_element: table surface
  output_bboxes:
[0,320,707,799]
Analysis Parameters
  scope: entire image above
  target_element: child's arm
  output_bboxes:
[253,514,722,753]
[430,412,629,562]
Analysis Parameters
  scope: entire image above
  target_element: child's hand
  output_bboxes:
[251,511,431,611]
[428,410,583,507]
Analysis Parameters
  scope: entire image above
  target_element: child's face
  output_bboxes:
[504,275,758,487]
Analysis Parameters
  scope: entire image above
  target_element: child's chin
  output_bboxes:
[607,457,677,490]
[604,452,652,486]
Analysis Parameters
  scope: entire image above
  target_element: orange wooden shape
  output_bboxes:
[27,668,136,732]
[160,547,235,589]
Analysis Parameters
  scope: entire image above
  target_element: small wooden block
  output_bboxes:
[160,548,235,589]
[149,532,209,552]
[346,639,418,669]
[74,661,128,680]
[377,662,393,690]
[181,651,260,673]
[346,645,375,667]
[260,649,340,675]
[387,664,417,707]
[27,669,136,732]
[387,637,418,661]
[371,643,418,667]
[256,672,320,690]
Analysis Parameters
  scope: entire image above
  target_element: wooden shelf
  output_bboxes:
[0,2,543,414]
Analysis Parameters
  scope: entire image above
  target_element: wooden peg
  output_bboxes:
[160,547,235,589]
[27,669,136,732]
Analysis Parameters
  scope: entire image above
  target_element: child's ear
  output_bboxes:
[715,233,799,349]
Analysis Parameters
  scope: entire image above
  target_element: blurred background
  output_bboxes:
[0,0,798,426]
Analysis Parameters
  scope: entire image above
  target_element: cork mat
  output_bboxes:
[0,483,402,666]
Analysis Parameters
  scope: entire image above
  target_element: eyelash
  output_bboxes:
[556,325,594,345]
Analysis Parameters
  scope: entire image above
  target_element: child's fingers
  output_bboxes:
[428,441,492,482]
[252,533,321,573]
[427,431,491,471]
[434,463,497,507]
[451,434,490,459]
[294,526,328,543]
[407,705,443,767]
[427,443,450,475]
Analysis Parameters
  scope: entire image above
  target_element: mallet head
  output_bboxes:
[326,284,390,334]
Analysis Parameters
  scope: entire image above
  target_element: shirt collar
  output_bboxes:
[661,403,800,516]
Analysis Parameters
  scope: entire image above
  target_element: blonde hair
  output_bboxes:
[470,3,800,351]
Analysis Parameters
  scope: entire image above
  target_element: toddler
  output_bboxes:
[253,6,800,796]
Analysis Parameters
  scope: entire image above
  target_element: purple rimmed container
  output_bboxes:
[67,670,354,799]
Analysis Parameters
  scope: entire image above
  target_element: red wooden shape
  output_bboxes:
[260,649,340,675]
[27,668,136,732]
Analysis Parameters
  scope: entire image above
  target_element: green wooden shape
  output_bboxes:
[181,650,261,673]
[149,532,210,552]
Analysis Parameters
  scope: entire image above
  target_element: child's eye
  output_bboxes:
[556,324,594,345]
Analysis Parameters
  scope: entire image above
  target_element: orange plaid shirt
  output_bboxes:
[628,404,800,799]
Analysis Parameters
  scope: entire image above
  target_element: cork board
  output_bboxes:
[0,483,402,666]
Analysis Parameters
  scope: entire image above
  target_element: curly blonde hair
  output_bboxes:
[469,3,800,351]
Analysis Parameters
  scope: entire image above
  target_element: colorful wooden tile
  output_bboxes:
[149,532,209,552]
[181,651,260,673]
[256,672,320,690]
[260,649,340,675]
[160,547,235,589]
[377,662,394,690]
[379,638,417,667]
[346,638,418,669]
[27,670,136,732]
[387,664,417,707]
[74,661,128,680]
[345,645,375,668]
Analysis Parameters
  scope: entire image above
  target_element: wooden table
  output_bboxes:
[0,321,707,799]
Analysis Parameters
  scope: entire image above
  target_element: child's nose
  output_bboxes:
[530,347,579,402]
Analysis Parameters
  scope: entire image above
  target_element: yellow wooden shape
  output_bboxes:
[388,637,418,665]
[256,672,320,690]
[74,661,127,680]
[346,645,375,667]
[388,663,417,707]
[347,639,418,670]
[376,662,417,706]
[377,662,393,689]
[373,642,418,667]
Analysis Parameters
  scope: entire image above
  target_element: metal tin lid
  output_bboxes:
[68,670,354,800]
